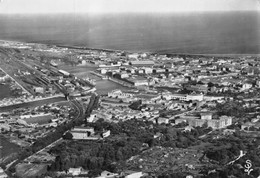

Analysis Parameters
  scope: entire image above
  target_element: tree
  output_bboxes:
[63,132,73,140]
[129,100,142,110]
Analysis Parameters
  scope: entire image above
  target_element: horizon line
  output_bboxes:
[0,9,259,15]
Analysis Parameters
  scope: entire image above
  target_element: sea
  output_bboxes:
[0,11,259,54]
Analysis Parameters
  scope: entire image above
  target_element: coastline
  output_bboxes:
[1,39,259,58]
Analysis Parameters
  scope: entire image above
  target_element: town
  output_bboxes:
[0,40,260,178]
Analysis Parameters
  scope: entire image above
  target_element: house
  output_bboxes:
[137,69,144,74]
[155,117,169,124]
[170,94,204,102]
[58,69,70,77]
[87,114,96,123]
[128,54,139,59]
[102,130,111,138]
[120,73,129,78]
[153,68,166,73]
[183,126,194,132]
[200,112,213,120]
[186,94,204,101]
[100,69,107,74]
[178,114,232,129]
[68,167,82,176]
[126,77,149,86]
[108,90,133,99]
[0,167,8,178]
[126,68,135,74]
[241,122,260,130]
[241,83,253,91]
[33,86,45,94]
[188,119,206,127]
[70,127,96,140]
[96,170,119,178]
[185,84,208,94]
[154,132,163,139]
[143,67,153,74]
[207,116,232,129]
[130,60,154,66]
[256,80,260,87]
[124,171,144,178]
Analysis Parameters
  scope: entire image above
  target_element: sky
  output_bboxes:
[0,0,259,14]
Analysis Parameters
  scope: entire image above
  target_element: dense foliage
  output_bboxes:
[49,139,143,174]
[215,101,255,118]
[203,133,260,178]
[48,119,213,176]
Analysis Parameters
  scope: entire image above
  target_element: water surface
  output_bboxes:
[0,12,259,54]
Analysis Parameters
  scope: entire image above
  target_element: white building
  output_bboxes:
[33,86,45,94]
[87,114,96,123]
[126,77,149,86]
[102,130,111,138]
[241,83,253,91]
[58,69,70,76]
[153,68,166,73]
[125,171,144,178]
[207,116,232,129]
[0,168,8,178]
[186,94,204,101]
[108,90,133,99]
[68,167,82,176]
[96,171,119,178]
[155,117,169,124]
[100,69,107,74]
[128,54,139,59]
[170,94,204,101]
[143,67,153,74]
[120,73,129,78]
[200,112,213,120]
[71,127,96,140]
